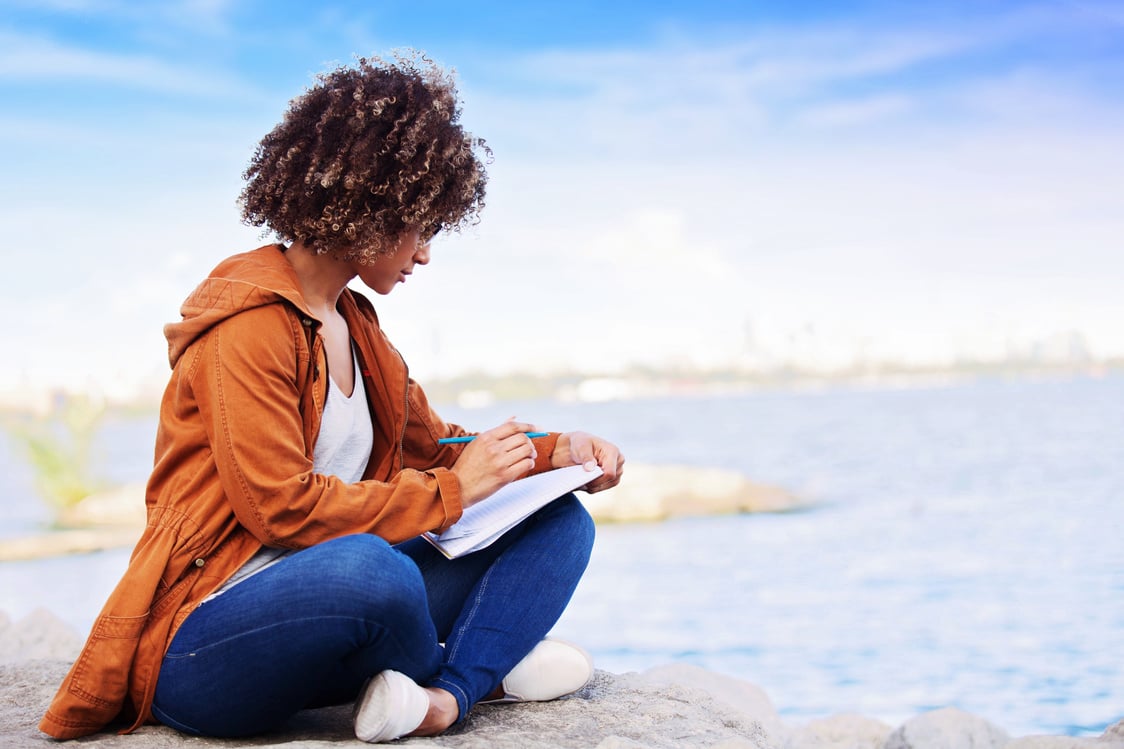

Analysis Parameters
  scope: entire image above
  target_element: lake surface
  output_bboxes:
[2,375,1121,737]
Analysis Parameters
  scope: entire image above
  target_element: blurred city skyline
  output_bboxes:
[2,0,1122,405]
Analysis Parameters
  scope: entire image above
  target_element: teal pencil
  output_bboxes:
[438,432,549,444]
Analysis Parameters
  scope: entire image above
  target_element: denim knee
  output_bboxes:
[309,534,429,617]
[548,494,596,553]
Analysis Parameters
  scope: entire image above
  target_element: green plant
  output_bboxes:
[2,392,107,513]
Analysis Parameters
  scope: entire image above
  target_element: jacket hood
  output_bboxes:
[165,245,314,368]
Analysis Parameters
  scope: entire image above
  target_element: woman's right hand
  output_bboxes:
[450,420,540,507]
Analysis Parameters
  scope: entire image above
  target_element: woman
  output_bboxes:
[39,51,623,743]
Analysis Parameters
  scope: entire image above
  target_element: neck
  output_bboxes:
[284,241,355,318]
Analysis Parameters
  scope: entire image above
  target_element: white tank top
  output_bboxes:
[313,347,374,483]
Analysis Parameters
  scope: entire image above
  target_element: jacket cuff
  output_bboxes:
[530,432,561,474]
[430,467,463,532]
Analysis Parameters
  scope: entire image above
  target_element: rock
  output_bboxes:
[0,465,802,561]
[534,669,780,749]
[56,482,147,528]
[883,707,1010,749]
[595,738,656,749]
[640,663,785,738]
[0,482,146,561]
[1,610,1113,749]
[0,610,779,749]
[3,667,779,749]
[0,526,141,561]
[0,609,83,664]
[583,464,805,522]
[1005,727,1124,749]
[1005,737,1099,748]
[787,713,893,749]
[0,464,801,561]
[53,466,803,528]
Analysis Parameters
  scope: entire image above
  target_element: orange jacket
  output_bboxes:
[39,245,559,739]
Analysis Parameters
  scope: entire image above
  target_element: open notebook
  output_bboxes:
[423,463,603,559]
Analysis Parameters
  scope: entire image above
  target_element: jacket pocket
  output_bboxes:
[67,613,149,709]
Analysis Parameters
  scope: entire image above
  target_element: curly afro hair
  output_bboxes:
[239,51,490,262]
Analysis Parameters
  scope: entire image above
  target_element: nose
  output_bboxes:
[413,242,431,265]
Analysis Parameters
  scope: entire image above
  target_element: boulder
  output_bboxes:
[0,465,803,560]
[583,464,805,522]
[0,610,780,749]
[0,608,82,664]
[56,481,147,528]
[1005,737,1099,749]
[1,614,1114,749]
[787,713,893,749]
[0,482,146,561]
[884,707,1010,749]
[0,526,142,561]
[640,662,785,737]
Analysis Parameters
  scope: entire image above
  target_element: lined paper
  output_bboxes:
[424,464,602,558]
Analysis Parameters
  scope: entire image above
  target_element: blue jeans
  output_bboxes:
[151,494,594,737]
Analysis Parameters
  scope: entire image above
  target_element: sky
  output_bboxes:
[1,0,1123,404]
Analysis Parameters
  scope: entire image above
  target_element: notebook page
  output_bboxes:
[435,464,602,542]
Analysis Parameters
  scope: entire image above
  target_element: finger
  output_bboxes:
[497,451,536,483]
[598,448,623,480]
[496,433,537,465]
[568,434,597,468]
[584,439,616,473]
[586,471,622,493]
[586,452,624,492]
[492,419,539,439]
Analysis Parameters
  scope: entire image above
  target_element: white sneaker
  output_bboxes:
[354,670,429,743]
[487,638,594,703]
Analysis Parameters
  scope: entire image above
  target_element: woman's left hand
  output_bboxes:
[551,431,624,494]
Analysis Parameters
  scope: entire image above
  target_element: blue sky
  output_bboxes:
[2,0,1123,403]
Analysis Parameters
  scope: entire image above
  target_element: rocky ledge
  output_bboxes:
[1,610,1120,749]
[0,463,808,561]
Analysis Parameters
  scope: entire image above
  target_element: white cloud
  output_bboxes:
[1,0,241,33]
[795,93,914,128]
[3,4,1124,399]
[0,31,255,97]
[430,14,1124,374]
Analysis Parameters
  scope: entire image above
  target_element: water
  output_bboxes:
[2,375,1121,737]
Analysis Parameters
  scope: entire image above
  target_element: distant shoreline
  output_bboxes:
[2,364,1117,416]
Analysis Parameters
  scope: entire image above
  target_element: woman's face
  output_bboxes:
[354,228,432,295]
